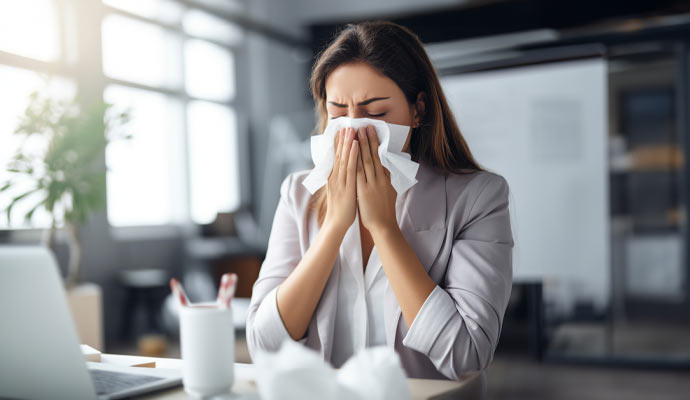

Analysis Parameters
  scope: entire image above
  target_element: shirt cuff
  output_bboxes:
[253,286,307,350]
[402,285,458,356]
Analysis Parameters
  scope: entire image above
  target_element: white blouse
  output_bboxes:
[330,187,410,368]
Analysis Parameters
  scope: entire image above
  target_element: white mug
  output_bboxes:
[179,302,235,398]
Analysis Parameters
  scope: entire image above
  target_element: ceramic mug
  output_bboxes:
[179,302,235,397]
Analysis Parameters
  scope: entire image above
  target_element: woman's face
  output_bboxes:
[325,62,420,153]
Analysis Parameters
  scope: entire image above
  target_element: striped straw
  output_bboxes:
[216,273,238,309]
[169,277,190,307]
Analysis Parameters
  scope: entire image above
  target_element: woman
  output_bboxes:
[247,21,513,381]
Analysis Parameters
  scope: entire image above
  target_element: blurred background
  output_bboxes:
[2,0,690,398]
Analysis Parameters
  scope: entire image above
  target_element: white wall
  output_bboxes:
[441,59,610,314]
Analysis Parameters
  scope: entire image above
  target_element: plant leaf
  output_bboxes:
[24,196,47,224]
[5,187,41,224]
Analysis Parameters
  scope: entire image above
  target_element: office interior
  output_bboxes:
[2,0,690,398]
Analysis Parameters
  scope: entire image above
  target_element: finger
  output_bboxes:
[357,141,366,187]
[338,128,354,185]
[335,128,347,183]
[358,126,376,180]
[346,138,359,189]
[334,128,342,162]
[331,129,342,180]
[367,126,385,178]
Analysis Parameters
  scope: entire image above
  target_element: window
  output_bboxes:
[0,0,245,230]
[101,14,182,89]
[102,0,243,228]
[104,85,187,227]
[0,66,76,229]
[0,0,60,62]
[183,9,243,46]
[0,0,75,230]
[184,39,235,101]
[186,101,240,224]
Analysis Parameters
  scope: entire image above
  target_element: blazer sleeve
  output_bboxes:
[246,173,308,359]
[402,173,514,379]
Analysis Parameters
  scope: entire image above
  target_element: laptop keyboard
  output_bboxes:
[88,368,164,395]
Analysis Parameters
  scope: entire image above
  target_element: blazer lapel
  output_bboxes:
[385,163,448,347]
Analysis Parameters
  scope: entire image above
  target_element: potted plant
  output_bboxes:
[0,92,129,289]
[1,90,129,349]
[1,91,130,287]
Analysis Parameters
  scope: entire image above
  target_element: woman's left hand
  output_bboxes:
[356,125,398,236]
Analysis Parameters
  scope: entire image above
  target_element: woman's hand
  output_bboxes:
[323,127,359,235]
[356,125,398,236]
[274,127,359,341]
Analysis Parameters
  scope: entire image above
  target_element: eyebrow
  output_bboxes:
[327,97,391,108]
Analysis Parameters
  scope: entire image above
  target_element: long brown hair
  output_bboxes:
[308,21,483,226]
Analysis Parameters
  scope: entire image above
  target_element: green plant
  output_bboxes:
[1,90,130,287]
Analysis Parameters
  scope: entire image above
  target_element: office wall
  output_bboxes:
[246,0,314,237]
[441,59,610,314]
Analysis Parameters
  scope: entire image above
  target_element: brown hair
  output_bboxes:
[308,21,483,226]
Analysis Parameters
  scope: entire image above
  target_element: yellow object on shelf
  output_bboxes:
[629,145,684,170]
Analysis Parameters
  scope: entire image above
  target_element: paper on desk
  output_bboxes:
[302,117,420,195]
[80,344,101,362]
[254,341,411,400]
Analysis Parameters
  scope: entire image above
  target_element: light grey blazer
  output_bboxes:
[246,162,514,381]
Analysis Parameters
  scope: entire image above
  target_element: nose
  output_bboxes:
[346,108,365,119]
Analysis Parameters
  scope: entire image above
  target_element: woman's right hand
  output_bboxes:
[323,127,359,235]
[271,127,359,341]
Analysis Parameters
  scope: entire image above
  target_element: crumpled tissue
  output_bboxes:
[302,117,420,195]
[254,340,412,400]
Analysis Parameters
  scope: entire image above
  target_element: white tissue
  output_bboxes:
[337,347,412,400]
[302,117,420,195]
[254,341,412,400]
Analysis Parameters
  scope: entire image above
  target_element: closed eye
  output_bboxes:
[329,112,386,119]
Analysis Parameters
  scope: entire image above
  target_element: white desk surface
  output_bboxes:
[100,353,478,400]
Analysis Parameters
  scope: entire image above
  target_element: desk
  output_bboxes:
[100,354,481,399]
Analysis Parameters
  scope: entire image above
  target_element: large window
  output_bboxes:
[102,0,242,227]
[0,0,244,230]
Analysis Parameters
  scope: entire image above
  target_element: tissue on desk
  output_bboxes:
[254,341,412,400]
[337,346,412,400]
[302,117,420,195]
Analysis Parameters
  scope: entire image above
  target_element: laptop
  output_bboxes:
[0,246,182,400]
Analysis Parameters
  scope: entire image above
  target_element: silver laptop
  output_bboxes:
[0,246,182,400]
